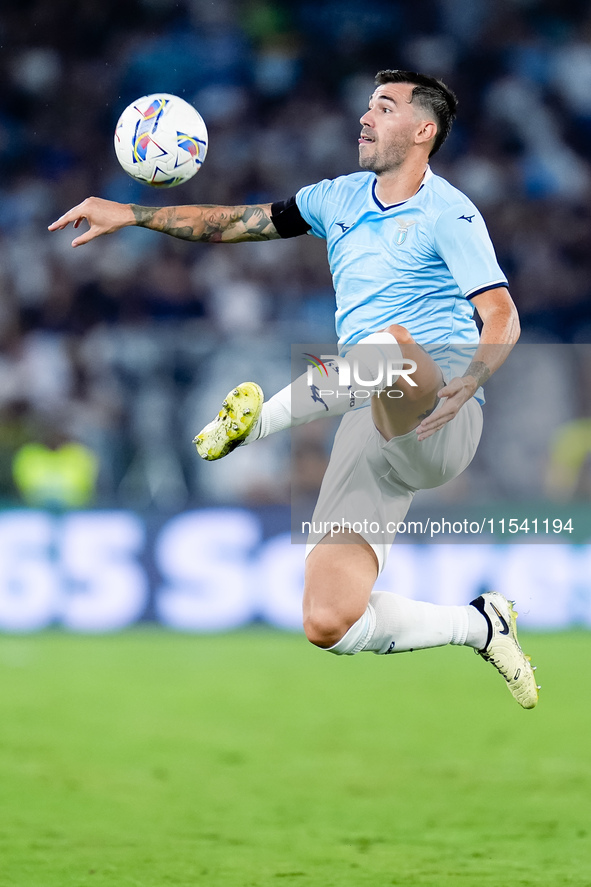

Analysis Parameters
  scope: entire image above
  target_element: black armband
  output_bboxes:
[271,196,311,238]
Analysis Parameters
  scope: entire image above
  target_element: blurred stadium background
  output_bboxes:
[1,3,591,886]
[1,0,591,631]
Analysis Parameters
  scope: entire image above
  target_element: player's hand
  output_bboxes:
[48,197,135,247]
[416,376,477,441]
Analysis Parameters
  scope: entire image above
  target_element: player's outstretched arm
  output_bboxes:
[48,197,280,247]
[416,286,520,441]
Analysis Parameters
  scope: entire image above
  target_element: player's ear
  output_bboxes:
[416,120,437,148]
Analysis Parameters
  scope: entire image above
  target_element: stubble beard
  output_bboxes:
[358,131,415,175]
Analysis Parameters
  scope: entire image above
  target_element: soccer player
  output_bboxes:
[49,70,539,708]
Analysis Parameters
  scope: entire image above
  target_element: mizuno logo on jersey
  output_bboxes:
[393,218,417,245]
[458,214,475,223]
[336,222,351,232]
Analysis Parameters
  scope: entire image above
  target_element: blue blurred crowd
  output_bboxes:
[1,0,591,508]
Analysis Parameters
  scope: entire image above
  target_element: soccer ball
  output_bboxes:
[114,93,208,188]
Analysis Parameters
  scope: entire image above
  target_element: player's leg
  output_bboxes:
[304,534,540,709]
[302,532,378,649]
[251,330,406,436]
[303,402,539,708]
[370,323,445,440]
[194,323,445,460]
[302,531,489,654]
[194,330,403,460]
[264,324,442,444]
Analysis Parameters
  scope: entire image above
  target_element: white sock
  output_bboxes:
[248,385,292,441]
[327,604,377,655]
[327,592,488,655]
[247,331,403,442]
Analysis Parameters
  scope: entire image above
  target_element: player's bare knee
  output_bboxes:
[303,608,355,649]
[384,323,415,345]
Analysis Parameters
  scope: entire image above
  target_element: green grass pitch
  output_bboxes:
[0,628,589,886]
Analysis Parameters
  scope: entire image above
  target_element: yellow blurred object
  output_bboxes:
[545,418,591,500]
[12,442,99,508]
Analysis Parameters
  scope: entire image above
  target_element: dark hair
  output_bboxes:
[375,69,458,156]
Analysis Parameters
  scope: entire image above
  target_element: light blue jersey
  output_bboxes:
[296,168,508,394]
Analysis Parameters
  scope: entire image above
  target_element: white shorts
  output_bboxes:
[305,397,483,573]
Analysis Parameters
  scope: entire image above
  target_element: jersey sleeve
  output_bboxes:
[295,179,334,240]
[432,204,508,298]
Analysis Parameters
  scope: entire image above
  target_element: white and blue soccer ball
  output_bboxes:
[114,93,208,188]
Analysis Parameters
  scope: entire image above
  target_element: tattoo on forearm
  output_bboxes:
[163,225,196,240]
[242,207,271,236]
[130,203,278,243]
[131,205,160,226]
[464,360,491,386]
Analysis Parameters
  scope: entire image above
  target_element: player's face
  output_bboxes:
[359,83,425,173]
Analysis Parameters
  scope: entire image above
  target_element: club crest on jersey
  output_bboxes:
[393,218,417,245]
